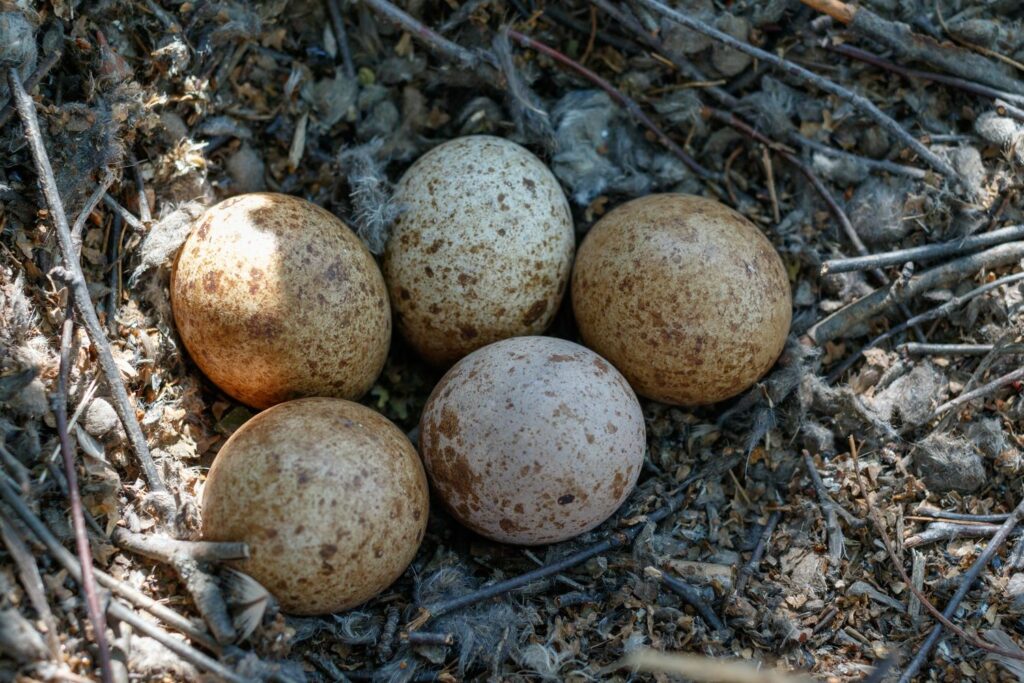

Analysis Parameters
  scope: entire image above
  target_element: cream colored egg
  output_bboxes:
[201,398,429,615]
[419,336,645,545]
[384,136,575,365]
[171,193,391,409]
[572,193,792,406]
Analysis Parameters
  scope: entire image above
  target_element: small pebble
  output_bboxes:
[84,397,119,437]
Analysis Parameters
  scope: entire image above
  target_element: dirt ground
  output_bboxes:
[2,0,1024,681]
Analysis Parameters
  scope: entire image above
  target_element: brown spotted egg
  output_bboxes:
[419,336,645,545]
[384,136,575,365]
[201,398,429,615]
[572,193,792,406]
[171,193,391,409]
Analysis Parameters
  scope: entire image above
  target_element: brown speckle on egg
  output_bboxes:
[170,193,391,409]
[419,337,646,545]
[384,136,574,366]
[201,398,429,615]
[571,193,792,406]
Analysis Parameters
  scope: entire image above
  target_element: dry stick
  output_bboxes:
[915,507,1011,523]
[591,0,927,181]
[361,0,485,68]
[931,367,1024,418]
[634,0,959,182]
[734,510,781,593]
[0,517,62,658]
[825,271,1024,382]
[829,43,1024,122]
[822,225,1024,274]
[904,522,1023,549]
[127,152,152,225]
[7,68,168,500]
[325,0,356,80]
[101,194,146,233]
[55,312,114,683]
[809,241,1024,346]
[847,438,1024,669]
[402,631,454,647]
[802,452,844,564]
[0,43,63,129]
[900,343,996,356]
[506,28,720,183]
[72,170,118,245]
[646,567,727,632]
[410,488,693,627]
[800,0,1024,97]
[0,479,219,651]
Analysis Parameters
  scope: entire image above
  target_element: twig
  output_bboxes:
[800,0,1024,96]
[55,312,114,683]
[646,567,727,632]
[101,194,146,233]
[72,170,118,246]
[0,43,63,129]
[809,241,1024,346]
[0,517,62,658]
[822,225,1024,275]
[635,0,960,182]
[849,438,1024,670]
[914,506,1011,523]
[825,271,1024,381]
[506,28,720,182]
[0,478,219,651]
[402,631,453,647]
[409,488,693,628]
[554,591,597,608]
[734,510,781,593]
[900,343,996,356]
[904,521,1022,548]
[127,152,151,225]
[829,43,1024,121]
[361,0,485,68]
[931,367,1024,419]
[7,68,169,501]
[802,452,844,564]
[325,0,356,80]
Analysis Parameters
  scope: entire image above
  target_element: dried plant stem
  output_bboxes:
[0,478,219,651]
[809,241,1024,346]
[361,0,484,68]
[914,507,1011,523]
[826,271,1024,381]
[72,170,118,245]
[802,452,844,564]
[634,0,959,182]
[7,68,168,501]
[326,0,356,79]
[799,0,855,24]
[56,313,114,683]
[822,225,1024,274]
[900,343,996,356]
[931,367,1024,418]
[849,439,1024,670]
[101,194,146,233]
[0,43,63,129]
[646,567,726,631]
[735,510,781,593]
[506,28,720,183]
[904,521,1022,549]
[0,517,62,658]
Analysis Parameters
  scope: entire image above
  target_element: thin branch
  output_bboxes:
[101,194,146,233]
[822,225,1024,274]
[904,521,1022,549]
[111,528,248,563]
[914,506,1011,523]
[646,567,727,632]
[127,151,152,225]
[809,241,1024,346]
[402,631,454,647]
[0,42,63,129]
[825,271,1024,381]
[634,0,960,182]
[931,367,1024,418]
[900,343,999,356]
[506,28,721,183]
[361,0,485,69]
[326,0,356,80]
[72,170,118,246]
[803,452,844,564]
[0,517,62,658]
[55,312,114,683]
[735,510,781,593]
[7,68,169,501]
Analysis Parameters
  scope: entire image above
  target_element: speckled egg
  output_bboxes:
[572,194,792,406]
[384,136,575,365]
[419,336,645,545]
[171,193,391,409]
[201,398,428,615]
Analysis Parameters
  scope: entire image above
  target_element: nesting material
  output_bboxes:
[171,193,391,409]
[572,193,792,406]
[384,136,574,365]
[419,336,645,545]
[201,398,428,615]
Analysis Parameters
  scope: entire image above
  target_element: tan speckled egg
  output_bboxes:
[171,193,390,409]
[419,336,645,545]
[201,398,428,615]
[384,136,575,365]
[572,194,792,406]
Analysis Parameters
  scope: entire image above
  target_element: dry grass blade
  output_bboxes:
[623,650,816,683]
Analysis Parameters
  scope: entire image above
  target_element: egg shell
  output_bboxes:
[384,136,575,365]
[171,192,390,409]
[571,193,792,406]
[419,336,645,545]
[201,397,428,615]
